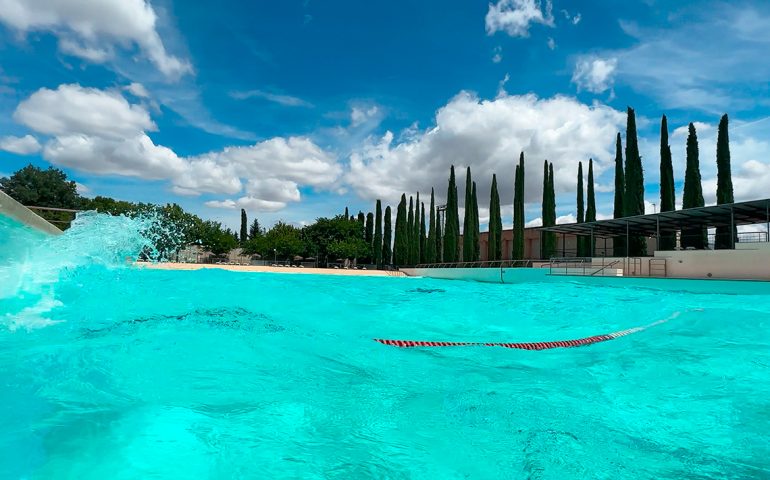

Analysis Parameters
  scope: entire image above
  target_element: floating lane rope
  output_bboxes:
[374,313,679,351]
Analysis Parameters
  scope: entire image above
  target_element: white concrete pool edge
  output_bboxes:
[400,266,770,294]
[0,190,61,235]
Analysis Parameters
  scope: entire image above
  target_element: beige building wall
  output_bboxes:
[475,228,627,260]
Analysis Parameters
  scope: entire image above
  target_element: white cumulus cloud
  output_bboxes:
[485,0,554,38]
[14,84,156,140]
[0,0,191,79]
[346,91,625,212]
[572,56,618,94]
[13,83,341,212]
[0,134,41,155]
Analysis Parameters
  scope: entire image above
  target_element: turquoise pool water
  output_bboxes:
[2,213,770,479]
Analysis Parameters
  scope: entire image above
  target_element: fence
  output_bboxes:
[414,259,535,269]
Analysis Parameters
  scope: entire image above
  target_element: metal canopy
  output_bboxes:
[540,198,770,238]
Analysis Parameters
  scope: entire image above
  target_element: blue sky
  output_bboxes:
[1,0,769,230]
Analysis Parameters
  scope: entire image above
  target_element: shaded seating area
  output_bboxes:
[541,198,770,254]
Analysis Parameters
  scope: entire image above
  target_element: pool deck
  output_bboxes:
[140,262,406,277]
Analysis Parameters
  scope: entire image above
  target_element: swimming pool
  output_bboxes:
[2,213,770,479]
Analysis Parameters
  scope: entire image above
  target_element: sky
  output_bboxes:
[1,0,769,231]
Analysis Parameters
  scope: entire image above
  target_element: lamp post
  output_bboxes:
[273,248,277,263]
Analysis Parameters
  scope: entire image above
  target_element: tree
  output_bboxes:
[411,192,421,264]
[682,123,707,249]
[357,211,365,236]
[463,167,476,262]
[715,114,735,249]
[426,188,437,263]
[394,194,409,265]
[374,200,383,267]
[541,161,557,259]
[240,209,248,246]
[659,115,677,251]
[624,107,647,256]
[249,218,262,240]
[0,164,81,208]
[407,195,416,265]
[344,207,349,219]
[488,174,502,261]
[1,164,82,229]
[419,201,427,263]
[242,235,267,256]
[263,221,305,260]
[512,153,525,259]
[435,204,443,262]
[576,161,586,256]
[302,215,366,265]
[382,206,392,265]
[443,166,460,262]
[472,181,480,261]
[613,132,626,256]
[463,167,474,262]
[364,212,374,262]
[199,220,239,255]
[586,158,596,256]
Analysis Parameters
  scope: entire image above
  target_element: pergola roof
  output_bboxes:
[540,198,770,238]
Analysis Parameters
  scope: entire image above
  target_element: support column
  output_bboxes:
[731,206,735,249]
[626,221,630,258]
[562,233,566,257]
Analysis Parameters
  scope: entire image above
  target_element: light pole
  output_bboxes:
[273,248,277,263]
[652,203,657,214]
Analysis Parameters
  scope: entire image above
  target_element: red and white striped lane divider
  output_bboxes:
[373,313,680,351]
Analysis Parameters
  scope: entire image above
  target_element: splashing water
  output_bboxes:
[1,211,166,330]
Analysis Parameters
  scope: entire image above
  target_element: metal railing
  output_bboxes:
[549,257,625,276]
[414,259,534,269]
[649,258,667,277]
[625,257,643,276]
[590,260,621,276]
[549,257,590,275]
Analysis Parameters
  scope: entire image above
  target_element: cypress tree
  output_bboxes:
[357,211,365,237]
[240,209,248,245]
[513,153,525,259]
[488,174,502,261]
[624,107,647,255]
[419,202,426,263]
[393,195,408,265]
[463,167,475,262]
[426,188,437,263]
[544,162,557,258]
[541,160,550,259]
[576,161,585,256]
[374,200,383,267]
[682,123,707,249]
[715,114,735,249]
[382,205,392,265]
[443,166,460,262]
[471,181,480,261]
[435,205,443,262]
[413,192,422,264]
[586,158,596,256]
[613,132,626,256]
[344,206,349,219]
[365,212,374,262]
[659,115,677,250]
[407,196,415,264]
